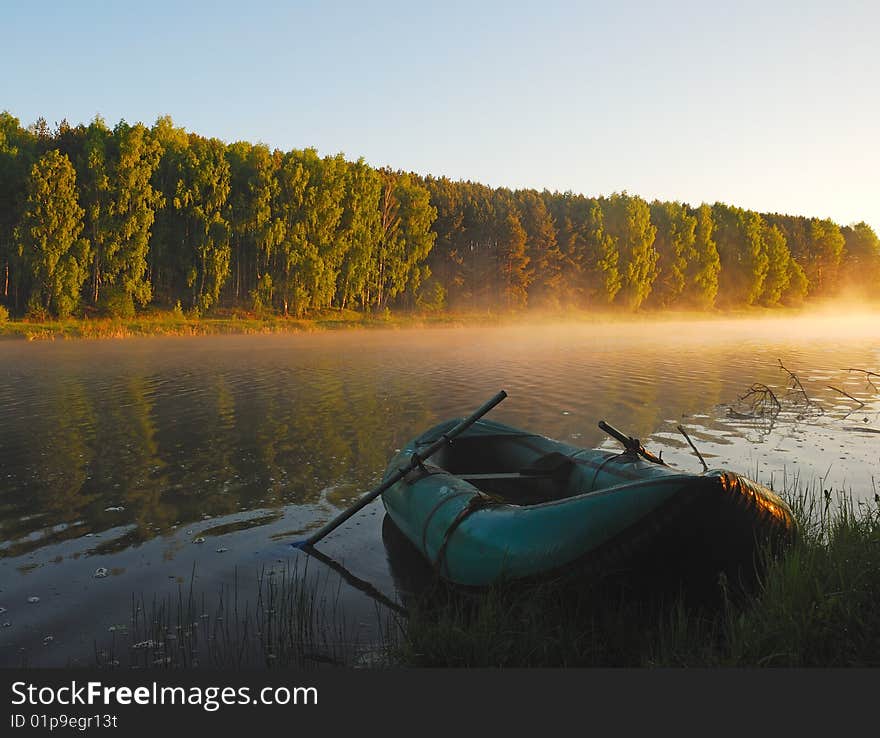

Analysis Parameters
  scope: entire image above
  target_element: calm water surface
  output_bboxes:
[1,313,878,666]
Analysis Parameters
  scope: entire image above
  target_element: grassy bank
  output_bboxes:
[82,484,880,669]
[400,488,880,667]
[0,308,485,341]
[2,302,874,341]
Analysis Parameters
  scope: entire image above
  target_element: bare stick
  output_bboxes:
[677,425,708,472]
[827,385,866,408]
[847,368,879,393]
[777,359,823,413]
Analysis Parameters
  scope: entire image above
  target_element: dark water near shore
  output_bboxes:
[1,313,878,667]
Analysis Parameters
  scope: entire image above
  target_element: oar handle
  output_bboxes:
[598,419,667,466]
[294,390,508,549]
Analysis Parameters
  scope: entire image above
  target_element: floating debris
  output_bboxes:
[215,547,229,553]
[27,596,40,604]
[193,537,206,544]
[94,567,109,578]
[84,532,95,537]
[104,506,125,512]
[43,635,54,645]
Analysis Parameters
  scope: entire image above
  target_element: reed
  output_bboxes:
[96,560,399,669]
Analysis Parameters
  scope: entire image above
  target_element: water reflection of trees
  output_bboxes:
[1,353,436,558]
[2,338,875,561]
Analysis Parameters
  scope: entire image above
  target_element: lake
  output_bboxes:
[1,311,878,667]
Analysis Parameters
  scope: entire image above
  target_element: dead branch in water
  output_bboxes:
[827,385,866,409]
[736,382,781,418]
[777,359,823,414]
[846,368,879,393]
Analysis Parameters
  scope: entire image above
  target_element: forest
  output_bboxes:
[1,111,878,320]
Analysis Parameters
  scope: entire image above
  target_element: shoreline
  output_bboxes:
[0,302,877,342]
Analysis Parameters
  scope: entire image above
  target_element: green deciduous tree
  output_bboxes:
[374,171,437,310]
[101,121,164,314]
[336,158,382,310]
[0,111,36,312]
[172,134,232,313]
[273,149,311,315]
[15,150,90,318]
[712,204,769,307]
[603,193,657,310]
[683,203,720,309]
[648,200,696,308]
[226,141,283,307]
[301,151,347,310]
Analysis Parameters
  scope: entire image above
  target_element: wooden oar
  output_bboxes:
[292,390,508,549]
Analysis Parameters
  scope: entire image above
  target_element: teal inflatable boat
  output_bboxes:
[381,417,797,587]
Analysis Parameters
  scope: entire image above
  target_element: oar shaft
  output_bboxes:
[298,390,508,548]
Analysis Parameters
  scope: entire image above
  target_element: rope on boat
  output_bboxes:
[421,491,473,556]
[433,495,499,577]
[588,452,628,493]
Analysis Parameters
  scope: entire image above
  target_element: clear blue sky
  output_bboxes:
[4,0,879,232]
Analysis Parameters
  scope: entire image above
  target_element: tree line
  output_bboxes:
[1,111,878,319]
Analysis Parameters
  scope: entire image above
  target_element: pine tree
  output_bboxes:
[759,223,792,306]
[494,208,531,309]
[516,189,563,309]
[840,222,880,296]
[806,217,845,296]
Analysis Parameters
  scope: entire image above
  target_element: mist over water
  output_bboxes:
[1,311,878,666]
